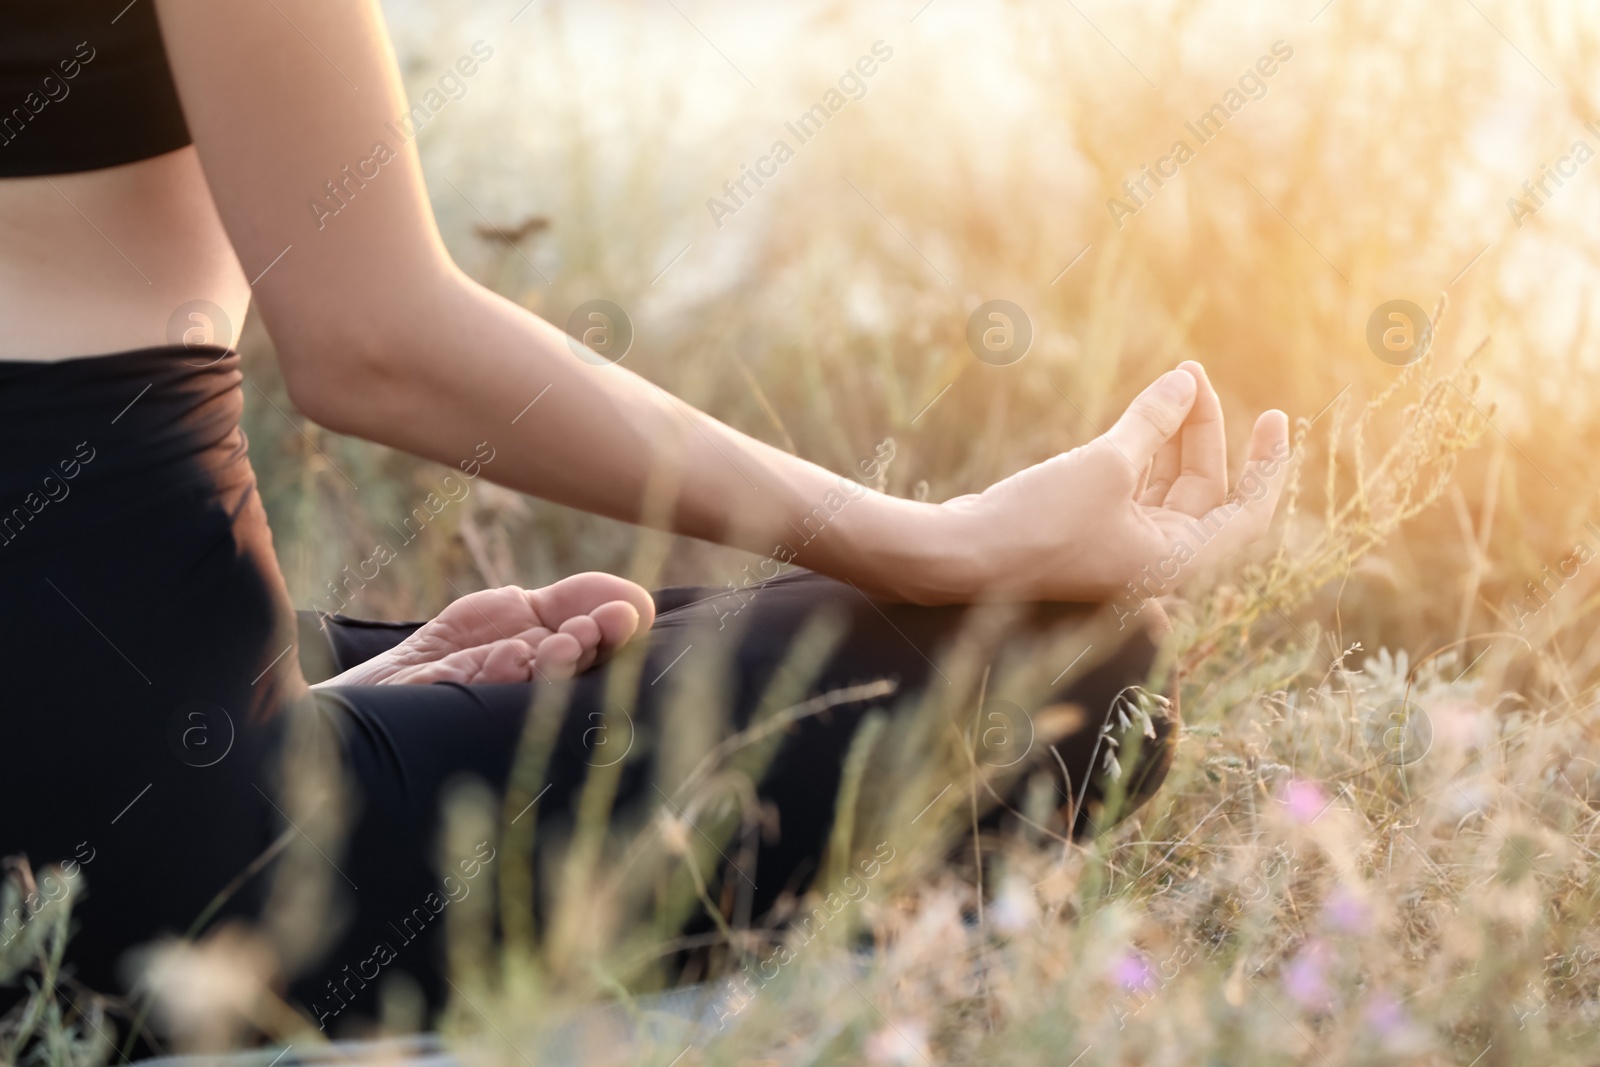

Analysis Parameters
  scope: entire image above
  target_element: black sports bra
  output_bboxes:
[0,0,191,177]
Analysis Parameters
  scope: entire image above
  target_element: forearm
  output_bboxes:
[156,0,975,601]
[292,270,980,603]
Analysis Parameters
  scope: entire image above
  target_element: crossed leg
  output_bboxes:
[287,569,1176,1029]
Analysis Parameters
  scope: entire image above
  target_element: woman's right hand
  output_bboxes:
[920,361,1290,605]
[313,573,656,688]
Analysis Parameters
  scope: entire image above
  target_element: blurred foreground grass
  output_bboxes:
[11,0,1600,1063]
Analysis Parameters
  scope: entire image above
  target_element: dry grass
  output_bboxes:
[9,0,1600,1063]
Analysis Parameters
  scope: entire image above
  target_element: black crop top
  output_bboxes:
[0,0,191,177]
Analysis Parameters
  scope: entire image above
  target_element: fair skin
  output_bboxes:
[0,0,1288,685]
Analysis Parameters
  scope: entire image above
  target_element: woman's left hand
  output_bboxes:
[920,360,1290,604]
[314,572,656,686]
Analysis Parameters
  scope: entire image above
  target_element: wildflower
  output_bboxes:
[1100,743,1122,780]
[1110,687,1165,739]
[1282,938,1333,1010]
[1363,990,1406,1039]
[1322,885,1370,934]
[1108,950,1154,992]
[1429,698,1490,751]
[1280,779,1329,823]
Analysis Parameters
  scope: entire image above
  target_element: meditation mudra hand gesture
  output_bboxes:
[933,359,1289,602]
[361,360,1287,686]
[317,574,657,687]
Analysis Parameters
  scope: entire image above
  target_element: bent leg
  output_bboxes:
[288,571,1174,1029]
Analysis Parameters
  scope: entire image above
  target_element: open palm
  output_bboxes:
[316,572,657,686]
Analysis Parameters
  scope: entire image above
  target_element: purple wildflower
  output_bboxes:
[1109,950,1154,992]
[1281,779,1329,823]
[1282,938,1333,1009]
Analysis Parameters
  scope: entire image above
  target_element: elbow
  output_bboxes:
[263,261,471,437]
[276,331,412,438]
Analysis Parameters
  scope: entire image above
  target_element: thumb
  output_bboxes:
[1102,369,1198,467]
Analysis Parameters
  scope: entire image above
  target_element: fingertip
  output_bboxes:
[536,632,583,678]
[627,586,656,632]
[594,574,660,633]
[1177,360,1211,389]
[541,631,582,656]
[1250,409,1292,459]
[1155,368,1197,405]
[591,600,641,651]
[1106,371,1200,469]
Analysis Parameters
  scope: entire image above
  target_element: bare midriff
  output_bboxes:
[0,146,251,362]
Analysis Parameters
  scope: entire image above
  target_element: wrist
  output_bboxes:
[819,489,988,605]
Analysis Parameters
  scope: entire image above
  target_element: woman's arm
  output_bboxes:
[153,0,1287,605]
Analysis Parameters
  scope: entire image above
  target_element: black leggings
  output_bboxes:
[286,569,1174,1031]
[4,566,1170,1038]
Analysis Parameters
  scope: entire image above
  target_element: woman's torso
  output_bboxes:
[0,5,305,987]
[1,0,246,361]
[0,149,251,360]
